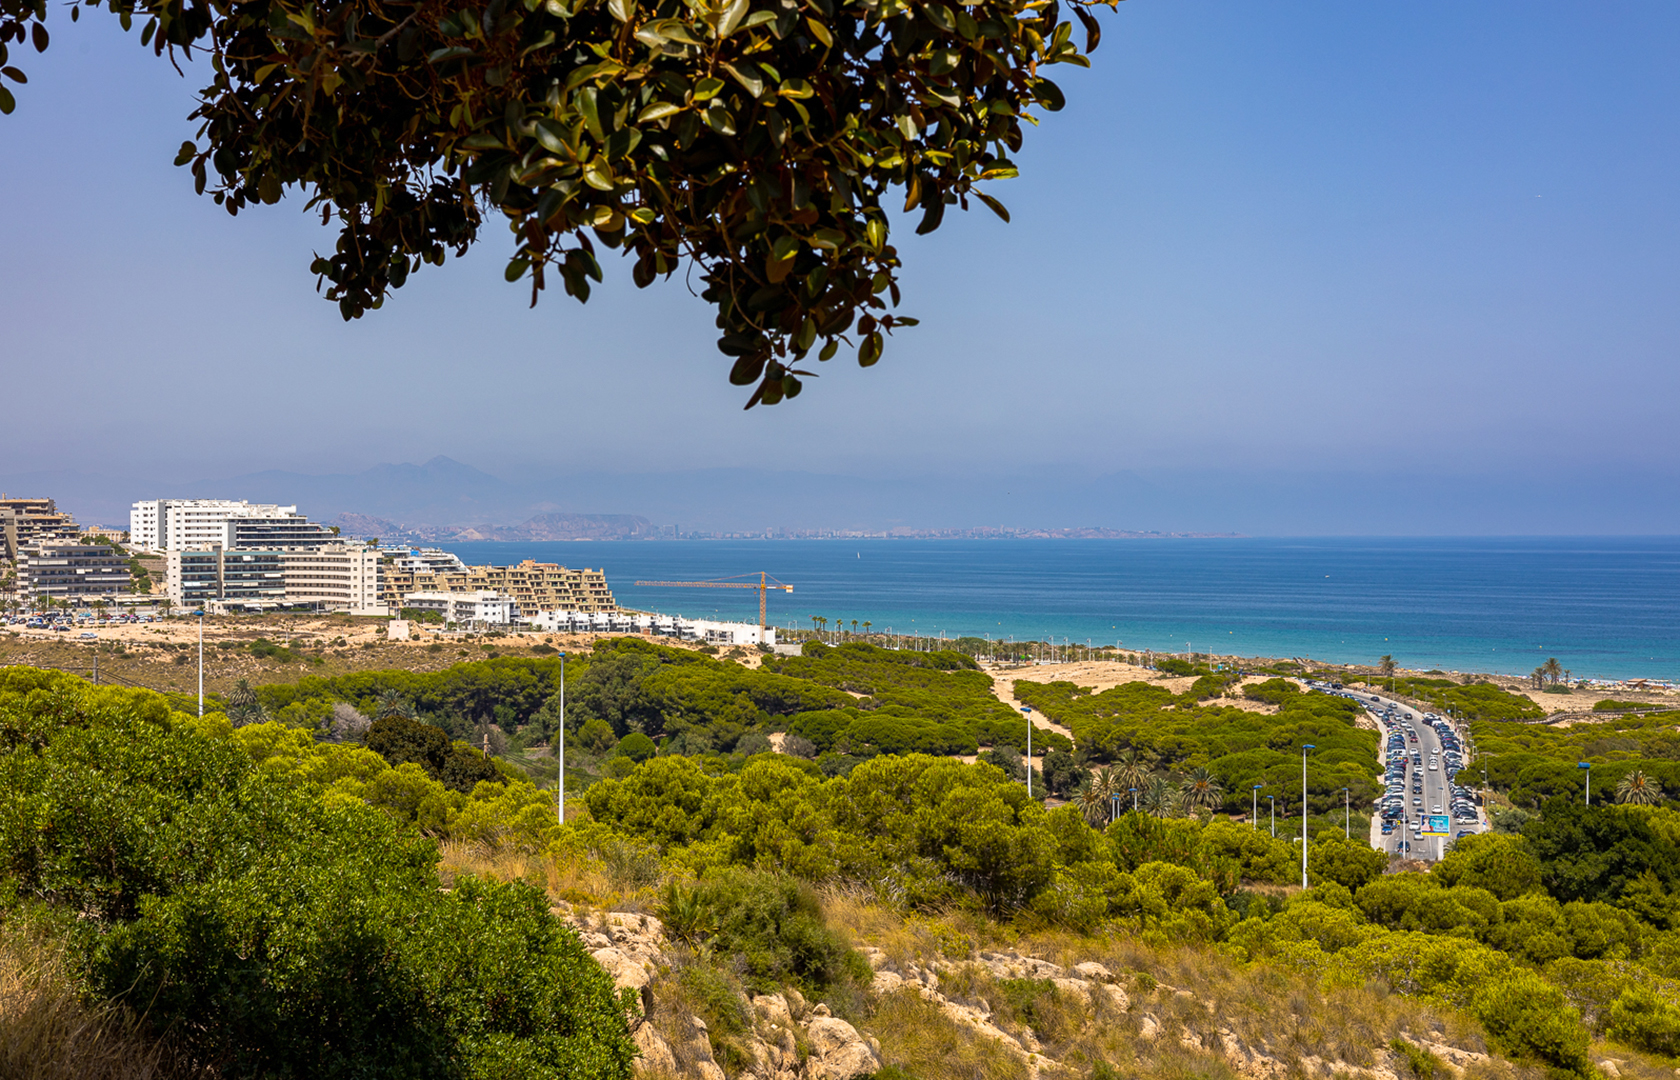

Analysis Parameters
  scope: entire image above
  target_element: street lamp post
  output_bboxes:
[196,608,205,718]
[1301,744,1316,888]
[1267,795,1276,837]
[1252,783,1264,831]
[557,652,568,824]
[1130,787,1139,813]
[1021,705,1033,796]
[1578,761,1592,806]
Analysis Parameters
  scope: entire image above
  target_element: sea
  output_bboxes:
[432,537,1680,683]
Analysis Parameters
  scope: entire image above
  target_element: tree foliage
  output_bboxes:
[0,0,1117,406]
[0,667,635,1080]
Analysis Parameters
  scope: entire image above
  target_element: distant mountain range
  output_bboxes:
[10,456,1680,536]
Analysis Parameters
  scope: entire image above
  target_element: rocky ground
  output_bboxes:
[549,897,1667,1080]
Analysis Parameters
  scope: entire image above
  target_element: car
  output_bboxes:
[78,632,97,640]
[1456,830,1475,838]
[1413,797,1423,806]
[1431,805,1443,814]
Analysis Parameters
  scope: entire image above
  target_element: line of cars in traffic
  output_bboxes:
[1376,707,1480,850]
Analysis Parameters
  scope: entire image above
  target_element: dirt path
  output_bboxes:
[987,669,1075,743]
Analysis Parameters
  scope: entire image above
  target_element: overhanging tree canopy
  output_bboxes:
[1,0,1114,404]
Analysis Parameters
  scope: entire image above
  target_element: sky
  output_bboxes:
[2,2,1678,533]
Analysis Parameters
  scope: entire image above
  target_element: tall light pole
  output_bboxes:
[557,651,568,824]
[1252,783,1264,831]
[1578,761,1591,806]
[196,607,205,718]
[1020,706,1033,797]
[1301,744,1316,889]
[1130,787,1139,813]
[1267,795,1275,837]
[1342,787,1350,838]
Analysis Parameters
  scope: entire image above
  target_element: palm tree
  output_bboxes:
[862,620,872,639]
[811,616,826,640]
[851,619,859,637]
[1179,767,1225,815]
[1141,776,1179,818]
[373,688,414,721]
[1378,654,1396,691]
[1074,774,1110,828]
[1543,658,1563,686]
[1114,750,1149,795]
[1531,667,1546,691]
[1617,770,1665,806]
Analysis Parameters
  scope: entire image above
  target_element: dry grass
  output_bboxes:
[435,832,662,912]
[867,988,1030,1080]
[0,925,179,1080]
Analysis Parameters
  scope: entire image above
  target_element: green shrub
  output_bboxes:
[697,868,870,995]
[1608,982,1680,1057]
[0,671,636,1080]
[615,731,657,762]
[1472,969,1591,1075]
[1307,835,1387,891]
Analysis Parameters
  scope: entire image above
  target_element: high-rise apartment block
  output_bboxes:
[129,499,305,552]
[1,496,81,563]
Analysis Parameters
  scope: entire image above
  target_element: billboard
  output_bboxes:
[1423,815,1450,836]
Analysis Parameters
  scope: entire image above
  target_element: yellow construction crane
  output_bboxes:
[632,572,793,630]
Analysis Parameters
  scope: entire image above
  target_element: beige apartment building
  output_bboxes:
[383,559,616,615]
[1,496,81,563]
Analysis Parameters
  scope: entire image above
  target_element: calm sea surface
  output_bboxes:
[435,538,1680,682]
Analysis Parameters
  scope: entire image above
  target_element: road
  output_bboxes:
[1356,688,1482,861]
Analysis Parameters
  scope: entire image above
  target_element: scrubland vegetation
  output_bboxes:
[7,642,1680,1079]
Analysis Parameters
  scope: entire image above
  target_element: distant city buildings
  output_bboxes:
[15,543,133,603]
[166,543,385,616]
[129,499,306,552]
[1,496,81,563]
[381,558,616,615]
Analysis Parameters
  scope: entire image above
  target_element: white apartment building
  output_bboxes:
[165,542,385,615]
[403,590,517,627]
[129,499,301,552]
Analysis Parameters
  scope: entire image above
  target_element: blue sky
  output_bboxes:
[2,2,1677,532]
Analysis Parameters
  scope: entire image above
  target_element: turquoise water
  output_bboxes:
[437,538,1680,682]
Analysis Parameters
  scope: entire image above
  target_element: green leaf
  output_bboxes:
[577,86,605,140]
[505,257,531,282]
[974,191,1010,223]
[777,78,813,99]
[819,340,839,361]
[607,0,635,20]
[722,62,764,98]
[173,141,197,166]
[534,119,571,154]
[715,0,749,38]
[1034,78,1066,112]
[0,85,13,115]
[636,101,683,122]
[693,77,724,101]
[857,331,883,367]
[804,17,832,46]
[1074,6,1102,52]
[426,46,476,63]
[980,160,1019,180]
